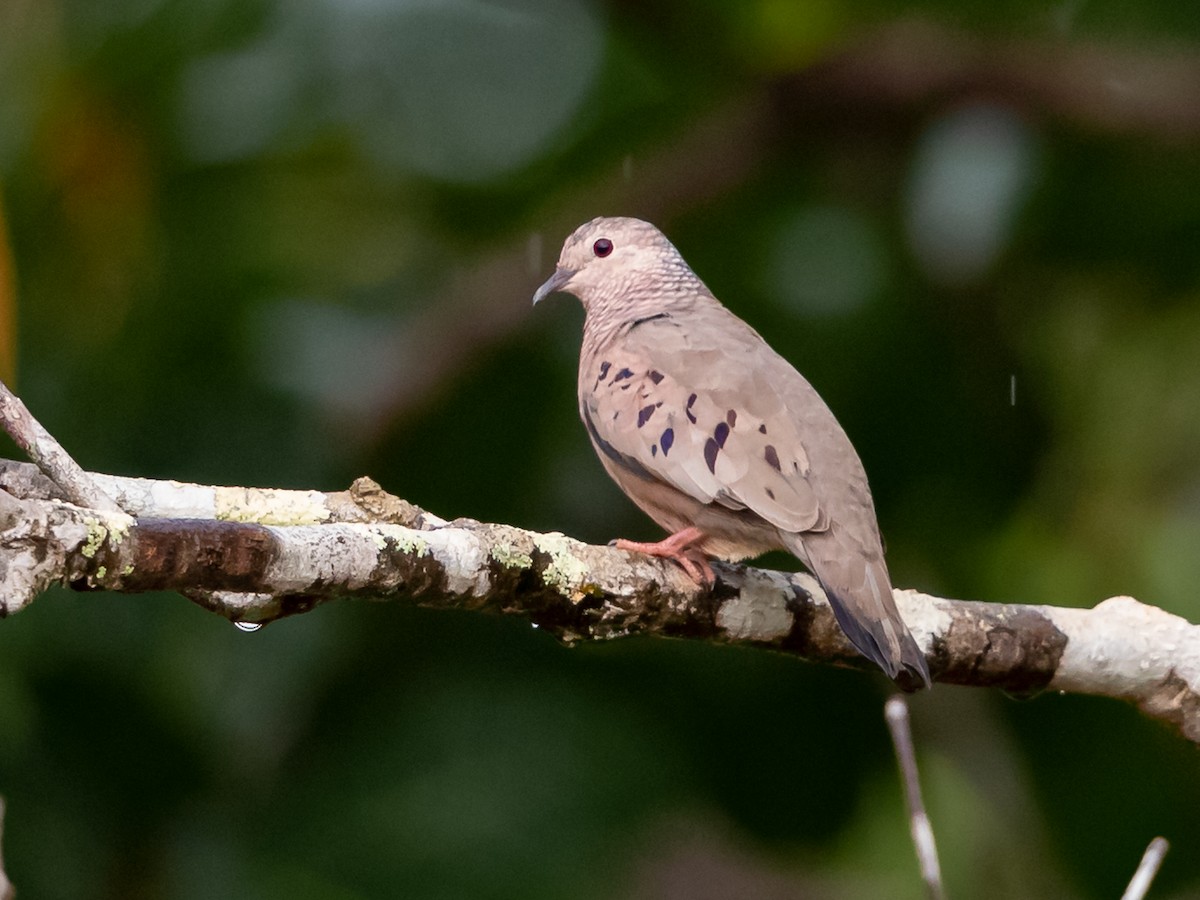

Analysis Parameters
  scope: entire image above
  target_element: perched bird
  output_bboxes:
[533,217,930,690]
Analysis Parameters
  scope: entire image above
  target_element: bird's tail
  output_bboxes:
[783,530,931,691]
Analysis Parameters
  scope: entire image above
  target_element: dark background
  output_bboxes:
[2,1,1199,897]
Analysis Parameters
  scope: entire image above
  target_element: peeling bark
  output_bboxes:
[2,461,1200,743]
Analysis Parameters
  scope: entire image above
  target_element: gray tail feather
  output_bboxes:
[824,588,931,692]
[785,532,931,691]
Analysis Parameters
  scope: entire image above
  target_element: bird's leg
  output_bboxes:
[613,526,715,586]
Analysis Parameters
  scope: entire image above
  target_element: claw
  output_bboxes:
[613,526,715,587]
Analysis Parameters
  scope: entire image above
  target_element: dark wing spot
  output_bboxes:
[765,488,775,500]
[686,393,698,424]
[764,445,781,472]
[637,405,657,427]
[649,370,664,384]
[651,444,658,457]
[598,361,611,380]
[713,421,730,448]
[582,407,654,480]
[758,423,767,434]
[613,368,634,382]
[661,428,674,456]
[704,437,720,473]
[726,409,737,428]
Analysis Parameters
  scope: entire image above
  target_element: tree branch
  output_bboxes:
[0,379,122,514]
[0,796,12,900]
[885,697,944,900]
[1122,836,1170,900]
[791,19,1200,142]
[2,460,1198,744]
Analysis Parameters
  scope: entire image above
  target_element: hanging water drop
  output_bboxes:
[234,621,262,633]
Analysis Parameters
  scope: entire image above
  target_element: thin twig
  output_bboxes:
[885,696,945,900]
[1121,836,1169,900]
[0,379,122,513]
[0,796,14,900]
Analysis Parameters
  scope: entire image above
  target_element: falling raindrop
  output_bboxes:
[527,231,543,276]
[234,621,262,633]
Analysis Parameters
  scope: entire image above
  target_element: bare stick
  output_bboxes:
[0,796,14,900]
[1121,836,1169,900]
[0,379,122,513]
[885,696,944,900]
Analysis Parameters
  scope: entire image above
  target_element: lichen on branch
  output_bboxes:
[2,460,1199,743]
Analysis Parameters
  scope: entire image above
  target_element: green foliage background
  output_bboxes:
[2,1,1199,897]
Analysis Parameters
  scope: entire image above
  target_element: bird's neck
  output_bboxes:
[581,282,714,350]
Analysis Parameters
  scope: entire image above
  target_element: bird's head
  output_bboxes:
[532,217,694,311]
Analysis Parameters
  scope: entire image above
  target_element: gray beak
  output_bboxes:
[532,267,576,305]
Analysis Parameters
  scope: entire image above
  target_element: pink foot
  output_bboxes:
[614,526,715,587]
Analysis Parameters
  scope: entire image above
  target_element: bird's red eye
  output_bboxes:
[593,238,613,257]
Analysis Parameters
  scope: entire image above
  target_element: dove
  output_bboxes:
[533,216,930,690]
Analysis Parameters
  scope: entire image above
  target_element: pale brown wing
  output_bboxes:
[580,310,823,534]
[585,307,929,689]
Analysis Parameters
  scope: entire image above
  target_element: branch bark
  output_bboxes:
[0,379,121,513]
[2,460,1198,744]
